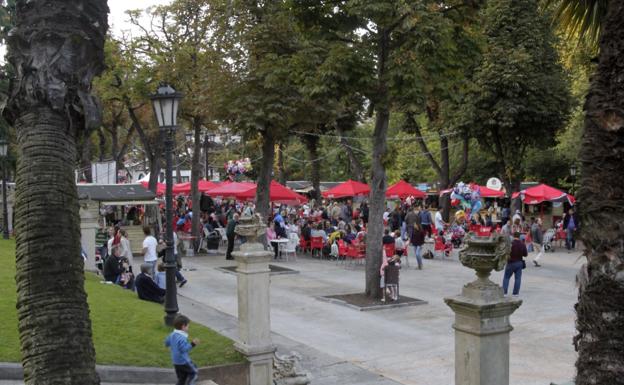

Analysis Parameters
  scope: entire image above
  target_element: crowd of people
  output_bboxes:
[94,191,580,304]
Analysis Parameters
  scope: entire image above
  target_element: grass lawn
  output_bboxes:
[0,239,244,367]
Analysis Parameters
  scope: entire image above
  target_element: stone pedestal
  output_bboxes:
[233,215,275,385]
[444,234,522,385]
[79,201,100,272]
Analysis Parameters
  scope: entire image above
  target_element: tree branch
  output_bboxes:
[449,134,469,186]
[405,112,443,177]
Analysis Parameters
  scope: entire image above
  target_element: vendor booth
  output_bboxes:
[78,183,159,270]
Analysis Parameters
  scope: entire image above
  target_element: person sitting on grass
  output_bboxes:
[165,314,200,385]
[103,246,123,284]
[154,262,167,290]
[135,263,166,304]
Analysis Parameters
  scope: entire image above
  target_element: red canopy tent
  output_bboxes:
[238,181,308,204]
[205,181,256,199]
[512,184,575,205]
[172,180,219,194]
[476,185,505,198]
[439,184,505,198]
[386,180,426,199]
[140,181,165,196]
[322,179,370,199]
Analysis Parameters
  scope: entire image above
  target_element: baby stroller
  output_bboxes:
[543,228,556,252]
[204,228,221,254]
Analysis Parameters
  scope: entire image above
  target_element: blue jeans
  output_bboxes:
[502,261,523,295]
[411,245,423,268]
[566,228,576,250]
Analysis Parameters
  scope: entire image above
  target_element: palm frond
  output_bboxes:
[546,0,607,46]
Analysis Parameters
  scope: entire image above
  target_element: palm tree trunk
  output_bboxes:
[4,2,107,382]
[574,2,624,384]
[15,110,100,384]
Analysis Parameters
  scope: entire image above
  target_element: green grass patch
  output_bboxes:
[0,239,244,367]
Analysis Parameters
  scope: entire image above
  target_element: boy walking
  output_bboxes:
[165,315,200,385]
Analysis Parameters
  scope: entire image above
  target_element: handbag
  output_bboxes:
[522,259,526,269]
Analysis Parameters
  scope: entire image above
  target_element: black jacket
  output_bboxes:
[103,256,123,282]
[135,273,166,303]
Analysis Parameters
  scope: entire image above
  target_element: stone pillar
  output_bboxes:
[233,214,275,385]
[444,234,522,385]
[79,200,100,272]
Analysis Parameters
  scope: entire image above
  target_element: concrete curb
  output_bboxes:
[316,295,428,311]
[0,363,175,384]
[0,362,248,385]
[215,265,299,276]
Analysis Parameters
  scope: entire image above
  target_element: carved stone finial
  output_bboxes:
[458,232,511,301]
[235,213,266,244]
[273,351,312,385]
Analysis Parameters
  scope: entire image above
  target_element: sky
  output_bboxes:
[108,0,173,36]
[0,0,172,62]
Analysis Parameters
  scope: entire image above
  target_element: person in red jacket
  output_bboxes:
[502,232,527,296]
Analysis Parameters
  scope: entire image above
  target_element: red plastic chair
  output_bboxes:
[310,236,324,258]
[477,227,492,237]
[383,243,396,258]
[299,237,311,253]
[346,241,366,266]
[434,235,451,258]
[337,239,349,264]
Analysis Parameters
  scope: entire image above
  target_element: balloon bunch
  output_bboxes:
[450,182,482,216]
[225,158,251,181]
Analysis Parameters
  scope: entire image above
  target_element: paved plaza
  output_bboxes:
[131,243,582,385]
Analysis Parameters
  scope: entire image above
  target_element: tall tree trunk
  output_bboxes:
[336,126,365,183]
[190,118,202,249]
[409,112,469,222]
[276,142,287,185]
[80,137,93,183]
[365,30,390,299]
[574,3,624,384]
[304,135,321,202]
[4,1,108,383]
[256,132,275,220]
[98,127,106,162]
[16,109,100,384]
[146,151,163,229]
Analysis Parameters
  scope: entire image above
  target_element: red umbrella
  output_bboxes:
[140,181,165,196]
[386,180,426,199]
[172,180,219,194]
[238,181,308,204]
[322,179,370,199]
[475,185,505,198]
[513,184,575,205]
[205,181,256,199]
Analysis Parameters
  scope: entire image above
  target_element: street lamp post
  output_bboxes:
[570,164,577,195]
[151,84,184,326]
[0,140,8,239]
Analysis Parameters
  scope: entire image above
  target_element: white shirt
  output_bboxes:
[142,235,158,262]
[435,211,445,231]
[120,237,133,259]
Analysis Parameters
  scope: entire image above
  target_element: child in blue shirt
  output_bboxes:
[165,315,200,385]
